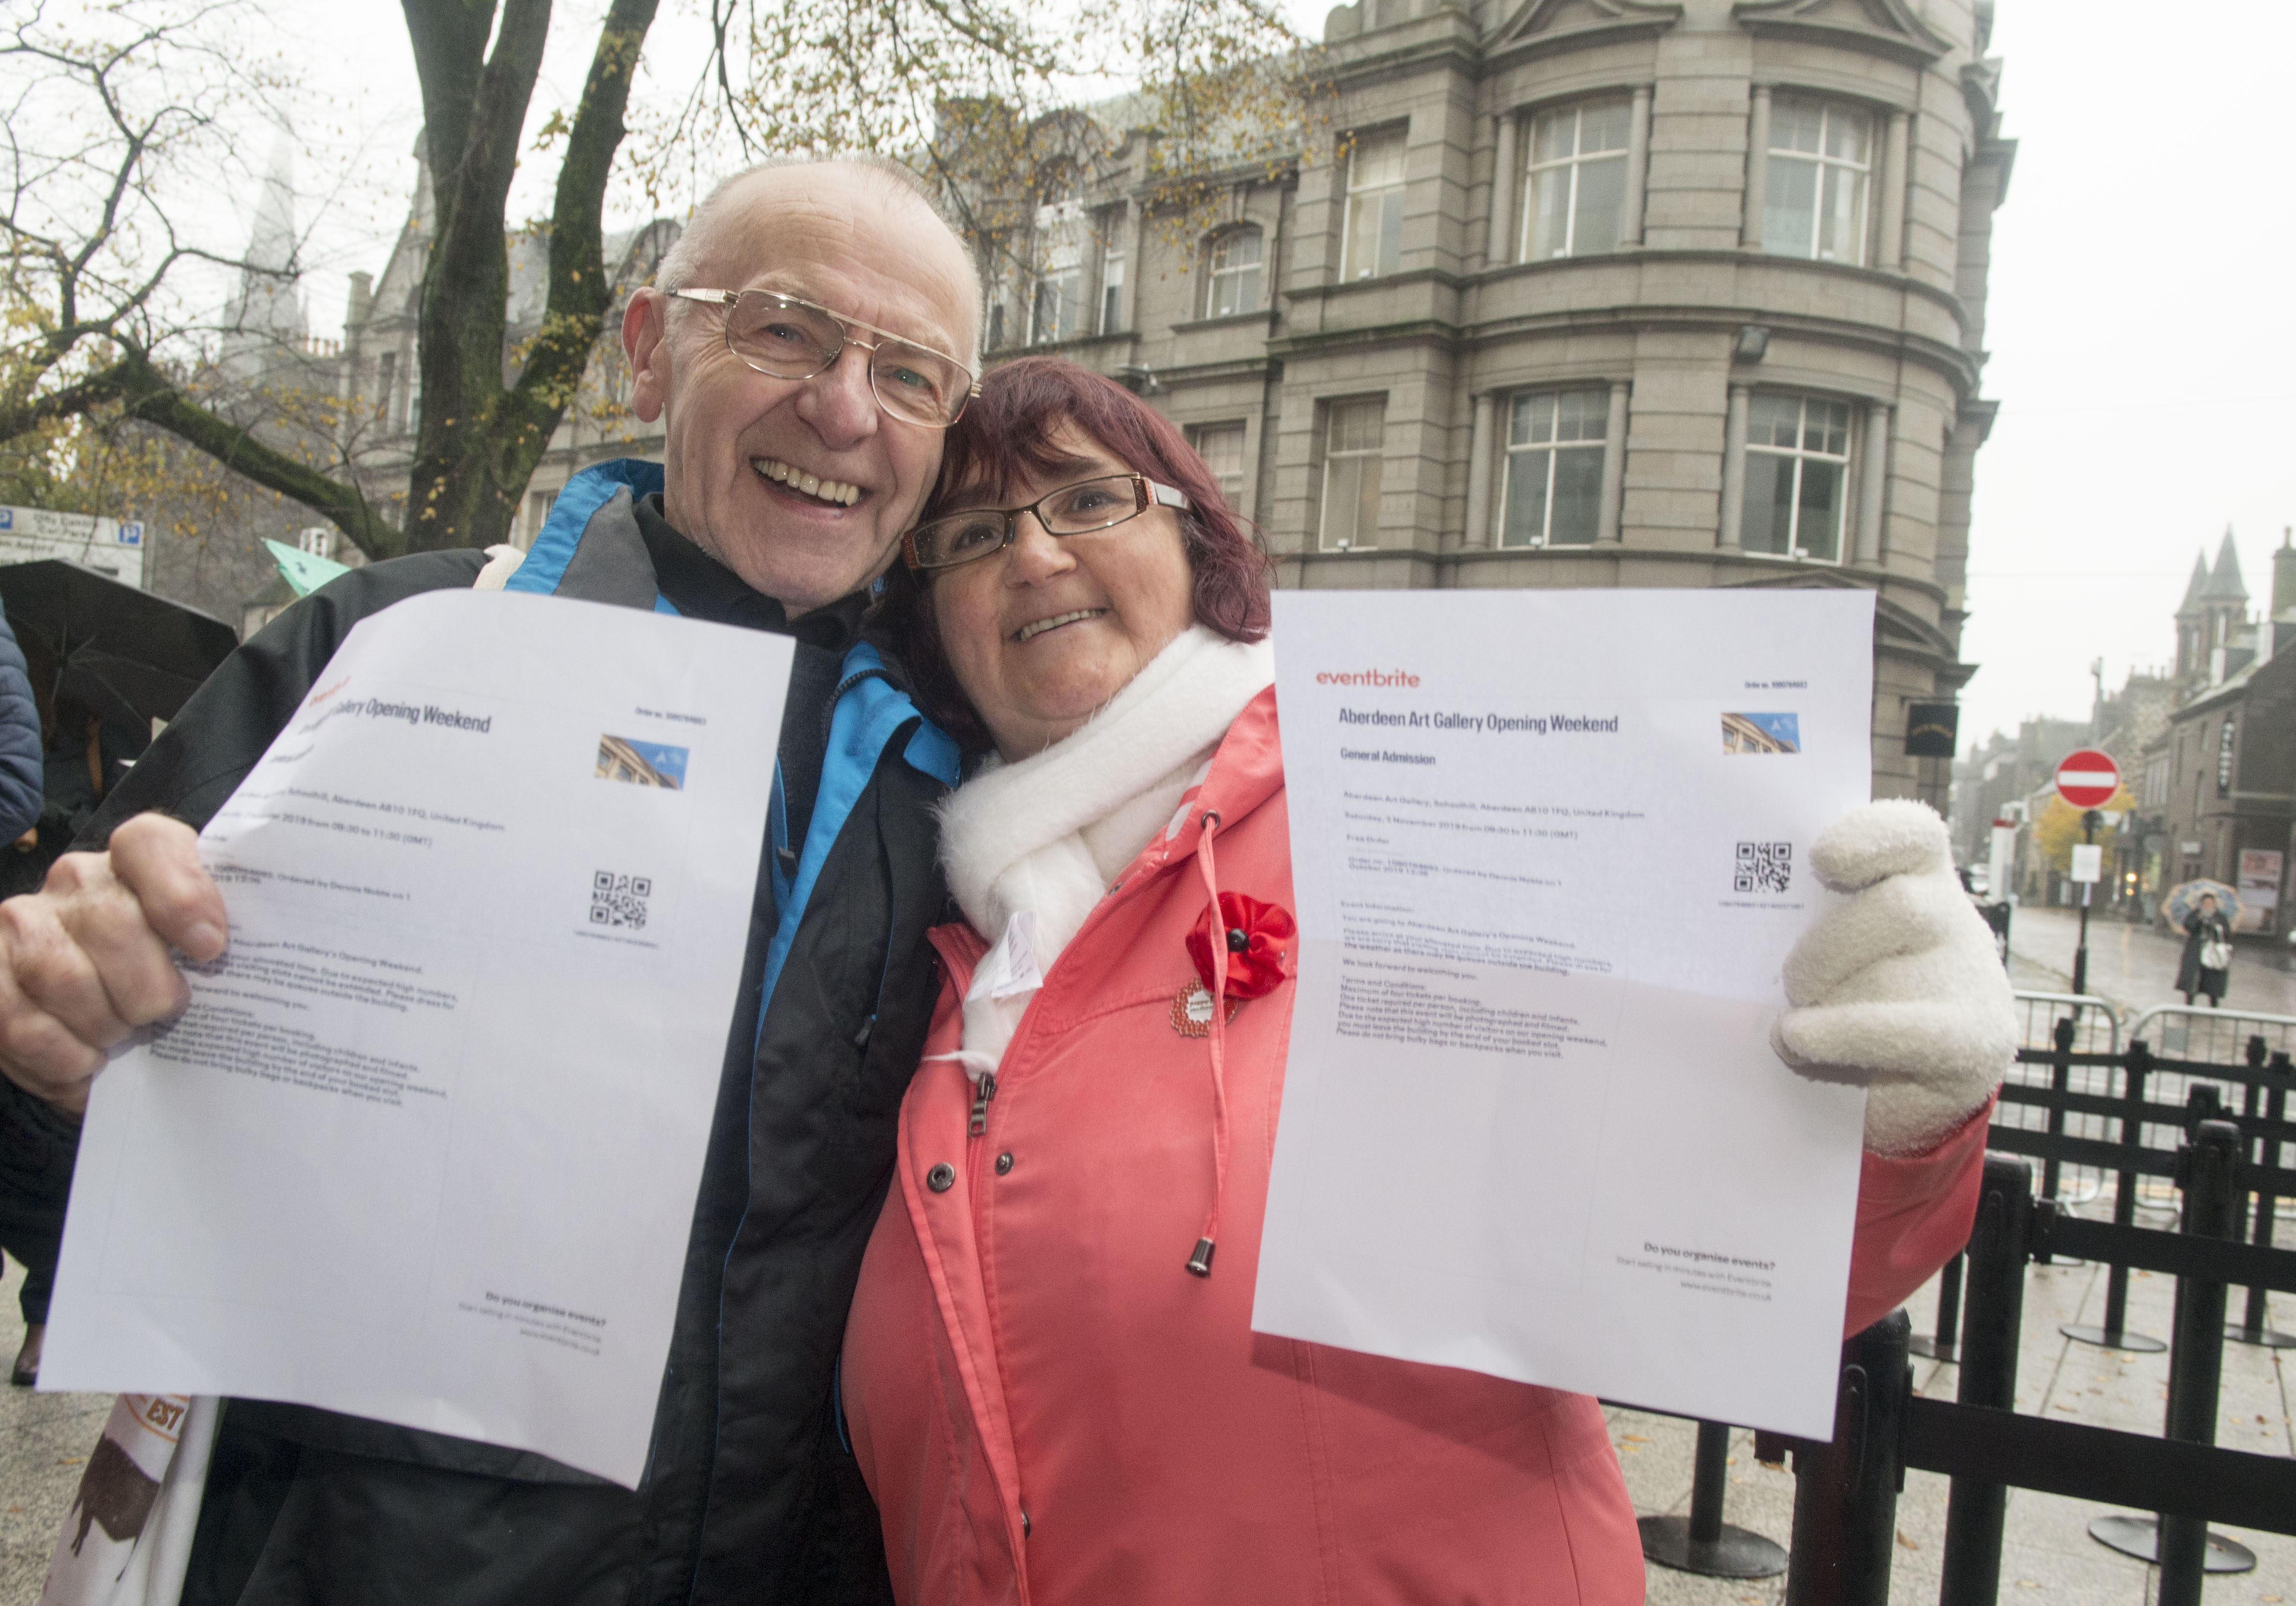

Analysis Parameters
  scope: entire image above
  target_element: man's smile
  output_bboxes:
[752,455,863,507]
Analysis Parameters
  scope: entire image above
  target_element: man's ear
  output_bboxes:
[625,289,670,424]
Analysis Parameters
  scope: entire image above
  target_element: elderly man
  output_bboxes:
[0,159,976,1603]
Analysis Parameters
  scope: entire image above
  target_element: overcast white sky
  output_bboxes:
[234,2,2296,759]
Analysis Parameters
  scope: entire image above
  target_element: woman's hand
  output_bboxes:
[1771,799,2015,1156]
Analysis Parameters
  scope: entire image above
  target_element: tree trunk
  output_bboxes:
[400,0,659,554]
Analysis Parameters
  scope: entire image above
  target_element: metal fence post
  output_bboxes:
[2229,1049,2294,1348]
[2086,1119,2260,1585]
[2159,1120,2245,1606]
[1910,1250,1963,1362]
[1784,1311,1910,1606]
[2064,1040,2165,1354]
[2041,1015,2075,1210]
[1939,1155,2036,1606]
[1639,1420,1788,1578]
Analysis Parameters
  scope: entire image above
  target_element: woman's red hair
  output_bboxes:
[872,355,1272,753]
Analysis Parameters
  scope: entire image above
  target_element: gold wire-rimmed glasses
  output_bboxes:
[903,473,1191,572]
[665,288,979,429]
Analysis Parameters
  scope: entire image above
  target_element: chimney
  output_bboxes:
[2275,526,2296,620]
[346,271,373,331]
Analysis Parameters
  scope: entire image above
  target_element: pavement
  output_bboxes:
[0,1259,105,1604]
[1619,1225,2294,1606]
[2004,904,2296,1023]
[3,907,2290,1604]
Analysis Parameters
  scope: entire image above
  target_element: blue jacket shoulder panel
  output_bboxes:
[507,460,666,599]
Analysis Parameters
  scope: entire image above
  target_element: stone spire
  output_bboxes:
[2203,525,2248,602]
[2177,550,2211,617]
[223,127,307,349]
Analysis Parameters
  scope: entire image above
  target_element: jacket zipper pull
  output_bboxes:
[968,1070,997,1137]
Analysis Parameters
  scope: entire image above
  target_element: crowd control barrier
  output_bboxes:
[1988,1022,2296,1353]
[1761,1146,2296,1606]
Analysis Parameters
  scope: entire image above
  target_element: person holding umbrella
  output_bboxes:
[2177,889,2235,1007]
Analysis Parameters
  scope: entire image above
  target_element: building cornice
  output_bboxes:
[1477,0,1681,75]
[1286,247,1970,327]
[1731,0,1950,69]
[1277,253,1985,396]
[1322,10,1486,94]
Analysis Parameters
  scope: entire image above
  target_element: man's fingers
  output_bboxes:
[108,814,226,962]
[0,891,135,1106]
[29,843,193,1035]
[0,1002,100,1113]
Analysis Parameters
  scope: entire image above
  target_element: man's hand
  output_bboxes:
[0,814,226,1113]
[1771,799,2015,1156]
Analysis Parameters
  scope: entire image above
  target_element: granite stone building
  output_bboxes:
[2143,534,2296,934]
[975,0,2013,808]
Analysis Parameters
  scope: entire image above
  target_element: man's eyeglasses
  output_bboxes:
[666,288,979,429]
[904,474,1191,572]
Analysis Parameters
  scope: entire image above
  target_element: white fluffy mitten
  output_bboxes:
[1771,799,2015,1156]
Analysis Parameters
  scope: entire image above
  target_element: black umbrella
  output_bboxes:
[0,559,239,730]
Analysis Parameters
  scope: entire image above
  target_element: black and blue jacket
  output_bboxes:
[83,459,958,1605]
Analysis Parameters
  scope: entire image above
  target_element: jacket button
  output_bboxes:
[926,1163,956,1192]
[995,1152,1015,1175]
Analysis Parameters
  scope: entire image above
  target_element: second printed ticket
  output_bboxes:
[1253,588,1877,1438]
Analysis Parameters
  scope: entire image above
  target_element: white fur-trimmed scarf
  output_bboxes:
[936,624,1274,1073]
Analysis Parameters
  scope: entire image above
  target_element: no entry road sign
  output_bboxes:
[2054,749,2120,810]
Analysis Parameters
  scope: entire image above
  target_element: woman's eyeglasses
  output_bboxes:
[903,474,1191,572]
[665,288,979,429]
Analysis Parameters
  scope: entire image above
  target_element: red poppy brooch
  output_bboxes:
[1171,892,1297,1036]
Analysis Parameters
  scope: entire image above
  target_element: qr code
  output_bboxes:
[1735,841,1792,894]
[591,871,651,929]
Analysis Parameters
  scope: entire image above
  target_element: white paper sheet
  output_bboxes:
[45,589,791,1487]
[1252,588,1875,1438]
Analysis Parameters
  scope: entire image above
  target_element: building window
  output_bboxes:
[1523,98,1631,261]
[1100,244,1125,334]
[1763,98,1870,263]
[1205,228,1263,317]
[1190,422,1248,507]
[1319,398,1385,550]
[1031,203,1086,345]
[374,351,397,428]
[1742,394,1850,562]
[522,488,557,552]
[1501,390,1606,547]
[1341,128,1406,281]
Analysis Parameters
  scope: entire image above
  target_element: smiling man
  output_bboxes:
[0,160,977,1604]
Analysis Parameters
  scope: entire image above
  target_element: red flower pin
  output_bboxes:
[1186,891,1297,1000]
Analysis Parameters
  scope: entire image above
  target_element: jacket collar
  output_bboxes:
[1133,684,1283,877]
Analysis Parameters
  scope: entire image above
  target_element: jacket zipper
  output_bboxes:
[968,1070,997,1136]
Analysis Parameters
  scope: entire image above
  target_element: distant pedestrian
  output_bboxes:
[2177,892,2233,1007]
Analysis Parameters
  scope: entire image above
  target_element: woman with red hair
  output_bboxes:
[842,355,2008,1603]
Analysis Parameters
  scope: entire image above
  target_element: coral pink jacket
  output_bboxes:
[841,689,1988,1605]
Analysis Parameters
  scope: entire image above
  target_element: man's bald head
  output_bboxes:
[655,159,979,361]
